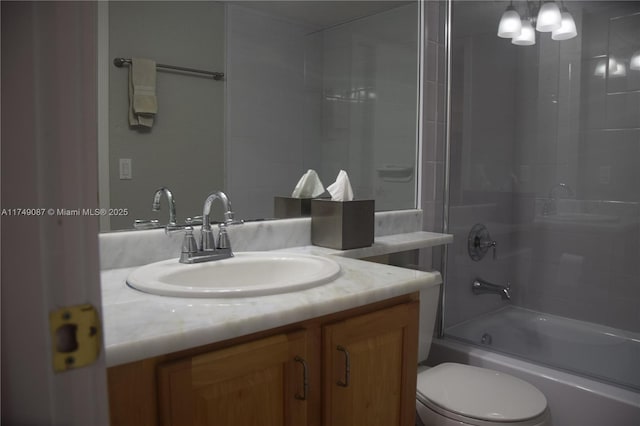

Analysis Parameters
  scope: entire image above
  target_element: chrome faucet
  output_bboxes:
[178,191,243,264]
[152,187,177,225]
[542,183,574,216]
[472,278,511,300]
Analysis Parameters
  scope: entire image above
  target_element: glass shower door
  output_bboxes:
[443,0,640,390]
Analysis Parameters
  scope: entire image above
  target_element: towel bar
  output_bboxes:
[113,57,224,80]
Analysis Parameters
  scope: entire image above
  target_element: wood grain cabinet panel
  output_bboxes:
[158,332,307,426]
[323,302,419,426]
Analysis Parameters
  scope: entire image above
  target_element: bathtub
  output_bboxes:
[427,306,640,426]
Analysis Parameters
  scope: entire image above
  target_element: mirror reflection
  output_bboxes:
[101,1,420,231]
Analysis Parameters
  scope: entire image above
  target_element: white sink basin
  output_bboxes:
[126,252,341,298]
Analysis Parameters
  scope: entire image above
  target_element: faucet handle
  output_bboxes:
[179,227,199,263]
[182,227,198,253]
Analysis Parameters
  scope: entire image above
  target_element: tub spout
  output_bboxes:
[472,278,511,301]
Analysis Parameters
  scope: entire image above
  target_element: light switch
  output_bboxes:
[119,158,132,180]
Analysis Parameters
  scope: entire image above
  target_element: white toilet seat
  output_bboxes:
[416,363,549,426]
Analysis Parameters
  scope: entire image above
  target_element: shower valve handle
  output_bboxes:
[468,224,497,261]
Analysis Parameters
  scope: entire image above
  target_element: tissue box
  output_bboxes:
[311,199,374,250]
[273,197,313,218]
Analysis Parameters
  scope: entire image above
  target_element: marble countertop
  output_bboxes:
[292,231,453,258]
[101,232,450,367]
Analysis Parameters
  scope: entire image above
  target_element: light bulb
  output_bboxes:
[536,1,562,32]
[631,50,640,71]
[498,5,522,38]
[552,10,577,40]
[512,19,535,45]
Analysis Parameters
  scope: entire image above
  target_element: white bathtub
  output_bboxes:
[428,306,640,426]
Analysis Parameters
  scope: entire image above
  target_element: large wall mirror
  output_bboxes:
[100,0,421,231]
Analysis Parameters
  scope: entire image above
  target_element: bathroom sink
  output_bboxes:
[126,252,341,298]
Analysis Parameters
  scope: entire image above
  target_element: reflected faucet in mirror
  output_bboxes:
[152,187,177,225]
[542,183,575,216]
[178,191,244,264]
[133,186,177,230]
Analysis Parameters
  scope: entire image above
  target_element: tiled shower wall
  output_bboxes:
[419,0,448,272]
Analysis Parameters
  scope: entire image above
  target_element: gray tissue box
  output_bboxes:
[311,199,374,250]
[273,196,313,218]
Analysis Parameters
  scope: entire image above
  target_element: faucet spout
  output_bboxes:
[202,191,234,230]
[201,191,236,251]
[152,187,177,225]
[472,278,511,300]
[170,191,243,264]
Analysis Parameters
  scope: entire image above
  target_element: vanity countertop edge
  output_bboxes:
[100,232,451,367]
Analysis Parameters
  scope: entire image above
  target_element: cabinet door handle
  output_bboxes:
[294,356,308,400]
[336,345,350,387]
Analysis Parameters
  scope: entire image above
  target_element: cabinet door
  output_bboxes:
[323,302,419,426]
[158,331,308,426]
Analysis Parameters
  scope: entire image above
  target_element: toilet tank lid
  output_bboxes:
[417,363,548,422]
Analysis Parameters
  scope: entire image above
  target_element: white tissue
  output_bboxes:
[327,170,354,201]
[291,169,325,198]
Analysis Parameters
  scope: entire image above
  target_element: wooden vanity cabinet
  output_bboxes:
[107,294,419,426]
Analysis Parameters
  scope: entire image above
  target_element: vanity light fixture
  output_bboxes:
[594,56,631,78]
[499,1,577,46]
[498,2,522,38]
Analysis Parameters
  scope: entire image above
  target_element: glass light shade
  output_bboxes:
[594,60,606,78]
[552,11,577,40]
[631,50,640,71]
[512,19,535,45]
[536,1,562,32]
[498,6,522,38]
[609,57,626,78]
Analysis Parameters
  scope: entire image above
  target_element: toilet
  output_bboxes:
[416,286,550,426]
[415,363,549,426]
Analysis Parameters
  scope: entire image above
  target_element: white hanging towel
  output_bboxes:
[128,58,157,128]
